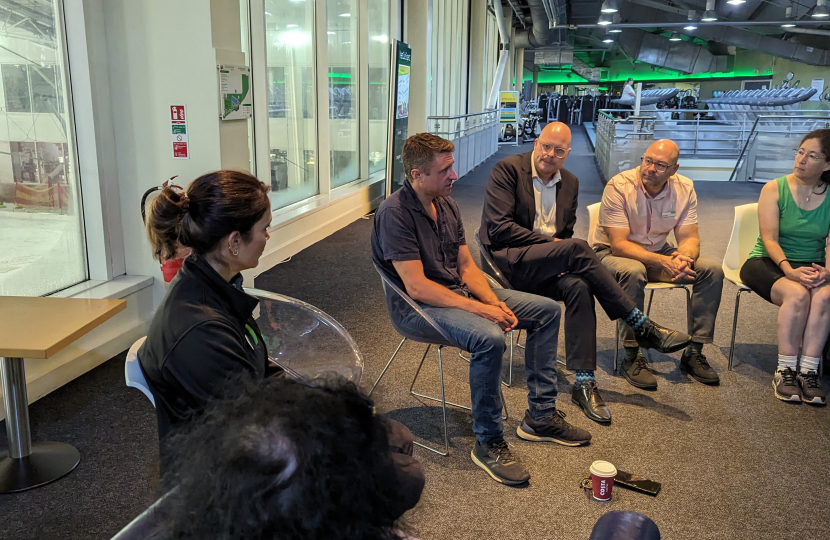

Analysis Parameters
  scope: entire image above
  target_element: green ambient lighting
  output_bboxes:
[531,67,774,85]
[328,73,351,78]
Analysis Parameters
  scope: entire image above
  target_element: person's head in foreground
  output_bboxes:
[402,132,457,200]
[144,170,272,280]
[793,129,830,186]
[161,376,406,540]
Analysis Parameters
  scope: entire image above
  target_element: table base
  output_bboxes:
[0,441,80,493]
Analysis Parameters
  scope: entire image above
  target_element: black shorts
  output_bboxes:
[739,257,825,303]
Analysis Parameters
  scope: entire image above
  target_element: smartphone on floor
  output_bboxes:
[615,470,661,496]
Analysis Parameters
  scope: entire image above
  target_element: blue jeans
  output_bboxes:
[398,289,561,445]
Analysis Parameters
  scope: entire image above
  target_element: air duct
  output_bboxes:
[513,0,566,48]
[618,30,730,74]
[692,25,830,66]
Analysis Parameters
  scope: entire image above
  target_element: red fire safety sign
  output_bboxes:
[170,105,189,159]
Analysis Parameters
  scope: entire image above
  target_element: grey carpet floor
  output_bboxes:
[2,127,828,540]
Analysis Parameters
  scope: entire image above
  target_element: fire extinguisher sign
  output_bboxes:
[170,104,189,159]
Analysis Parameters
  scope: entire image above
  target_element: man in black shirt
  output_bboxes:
[371,133,592,486]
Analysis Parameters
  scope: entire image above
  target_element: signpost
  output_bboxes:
[218,65,253,120]
[499,91,519,147]
[386,40,411,196]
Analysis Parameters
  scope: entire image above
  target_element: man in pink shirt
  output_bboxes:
[592,139,724,389]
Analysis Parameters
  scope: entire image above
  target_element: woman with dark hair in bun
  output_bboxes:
[138,171,423,517]
[139,170,273,444]
[741,129,830,405]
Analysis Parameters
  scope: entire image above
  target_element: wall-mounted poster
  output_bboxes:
[386,41,411,196]
[499,91,520,147]
[219,65,253,120]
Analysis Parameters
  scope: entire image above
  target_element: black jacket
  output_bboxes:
[138,255,271,443]
[480,151,579,253]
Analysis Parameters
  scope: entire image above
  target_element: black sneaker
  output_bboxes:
[516,409,592,446]
[680,349,720,385]
[634,320,692,354]
[797,371,827,405]
[773,368,801,402]
[471,437,530,485]
[621,351,658,389]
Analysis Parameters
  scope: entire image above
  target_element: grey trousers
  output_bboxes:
[596,244,724,348]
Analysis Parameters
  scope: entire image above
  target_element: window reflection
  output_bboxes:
[265,0,318,209]
[368,0,390,174]
[328,0,359,189]
[0,1,86,296]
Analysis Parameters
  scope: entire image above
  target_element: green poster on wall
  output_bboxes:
[219,65,253,121]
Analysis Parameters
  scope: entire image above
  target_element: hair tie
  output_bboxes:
[179,194,190,214]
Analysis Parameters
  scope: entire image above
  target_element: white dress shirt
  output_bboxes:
[530,152,561,236]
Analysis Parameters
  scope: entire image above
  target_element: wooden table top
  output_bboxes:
[0,297,127,359]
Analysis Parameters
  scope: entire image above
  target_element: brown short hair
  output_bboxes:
[402,133,454,182]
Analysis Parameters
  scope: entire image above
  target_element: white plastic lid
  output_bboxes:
[590,460,617,478]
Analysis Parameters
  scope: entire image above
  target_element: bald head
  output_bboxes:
[533,122,572,182]
[540,122,572,145]
[646,139,680,164]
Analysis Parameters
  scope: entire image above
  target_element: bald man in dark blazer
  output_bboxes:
[480,122,690,424]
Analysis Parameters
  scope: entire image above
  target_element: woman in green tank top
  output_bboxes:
[740,129,830,405]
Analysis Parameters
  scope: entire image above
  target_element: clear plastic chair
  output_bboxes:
[124,291,363,408]
[587,203,691,372]
[474,228,568,385]
[721,203,758,370]
[245,288,364,385]
[369,264,507,456]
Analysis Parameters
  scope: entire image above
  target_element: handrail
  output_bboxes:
[727,114,830,182]
[598,111,657,122]
[427,109,498,120]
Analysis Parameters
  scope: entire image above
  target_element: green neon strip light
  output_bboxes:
[329,73,351,79]
[533,68,774,85]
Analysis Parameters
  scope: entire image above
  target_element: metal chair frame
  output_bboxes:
[370,265,508,457]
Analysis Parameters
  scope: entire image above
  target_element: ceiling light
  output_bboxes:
[598,13,613,25]
[372,34,388,42]
[669,32,681,41]
[603,31,615,43]
[609,27,622,33]
[701,0,717,21]
[813,0,829,18]
[782,5,796,26]
[286,24,297,28]
[684,10,698,30]
[600,0,619,14]
[327,31,336,35]
[726,0,745,4]
[339,12,351,17]
[279,30,311,46]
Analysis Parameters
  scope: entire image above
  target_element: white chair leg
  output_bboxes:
[369,337,406,396]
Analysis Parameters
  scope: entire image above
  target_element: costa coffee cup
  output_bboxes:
[590,460,617,501]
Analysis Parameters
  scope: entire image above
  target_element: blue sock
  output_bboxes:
[575,370,595,385]
[622,308,649,333]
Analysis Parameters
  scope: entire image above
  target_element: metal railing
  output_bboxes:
[427,109,499,178]
[595,112,656,181]
[595,108,830,181]
[730,115,830,183]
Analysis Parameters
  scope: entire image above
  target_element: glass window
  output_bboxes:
[0,1,87,296]
[368,0,390,175]
[2,64,31,112]
[265,0,318,210]
[327,0,359,189]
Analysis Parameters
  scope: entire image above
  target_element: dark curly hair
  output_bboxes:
[160,376,405,540]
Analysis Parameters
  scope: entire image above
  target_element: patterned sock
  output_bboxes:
[622,308,649,334]
[777,354,798,372]
[575,370,596,385]
[800,355,821,374]
[624,347,641,362]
